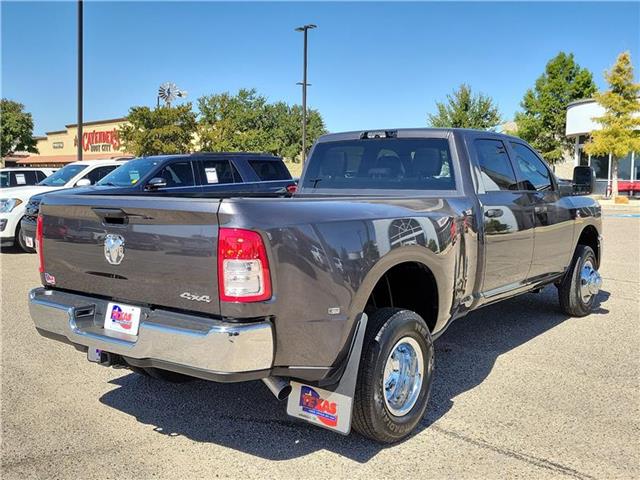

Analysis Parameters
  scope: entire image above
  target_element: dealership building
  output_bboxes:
[565,98,639,195]
[4,118,133,167]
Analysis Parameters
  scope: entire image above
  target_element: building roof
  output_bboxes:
[63,117,127,129]
[16,153,134,165]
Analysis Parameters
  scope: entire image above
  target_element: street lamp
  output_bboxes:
[77,0,83,162]
[295,24,316,163]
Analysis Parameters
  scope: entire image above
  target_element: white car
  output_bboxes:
[0,167,56,188]
[0,159,127,251]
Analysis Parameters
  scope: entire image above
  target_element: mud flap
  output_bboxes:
[286,313,368,435]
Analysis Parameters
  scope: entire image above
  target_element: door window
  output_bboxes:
[201,160,239,184]
[157,161,195,187]
[82,166,118,185]
[510,142,553,191]
[474,139,518,191]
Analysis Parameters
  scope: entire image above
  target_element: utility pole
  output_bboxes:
[77,0,83,161]
[295,24,316,163]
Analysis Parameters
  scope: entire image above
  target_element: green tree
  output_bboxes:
[514,52,596,164]
[119,104,197,156]
[198,89,275,153]
[427,84,501,130]
[197,88,326,161]
[1,99,38,158]
[584,52,640,198]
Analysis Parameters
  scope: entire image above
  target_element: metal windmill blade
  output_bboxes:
[158,82,178,106]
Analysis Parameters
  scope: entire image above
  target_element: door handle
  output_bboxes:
[484,209,503,218]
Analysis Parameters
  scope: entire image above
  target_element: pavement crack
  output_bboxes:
[431,425,595,480]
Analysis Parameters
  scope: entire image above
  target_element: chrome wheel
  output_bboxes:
[579,259,602,303]
[383,337,424,417]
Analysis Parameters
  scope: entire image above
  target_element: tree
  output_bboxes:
[267,102,326,161]
[427,84,501,130]
[197,88,326,161]
[584,51,640,198]
[514,52,596,164]
[1,99,38,158]
[119,104,197,156]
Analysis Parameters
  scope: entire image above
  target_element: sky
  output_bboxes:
[1,1,639,135]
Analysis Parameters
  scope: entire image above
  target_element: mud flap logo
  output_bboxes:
[286,382,353,435]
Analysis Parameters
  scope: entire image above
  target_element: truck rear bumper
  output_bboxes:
[29,287,274,380]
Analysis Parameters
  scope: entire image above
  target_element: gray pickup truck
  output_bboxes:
[29,128,602,443]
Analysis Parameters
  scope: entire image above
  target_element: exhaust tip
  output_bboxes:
[262,376,292,401]
[277,384,293,401]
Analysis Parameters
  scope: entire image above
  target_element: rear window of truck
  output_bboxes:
[302,138,455,190]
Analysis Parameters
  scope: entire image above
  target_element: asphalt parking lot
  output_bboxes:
[1,210,638,479]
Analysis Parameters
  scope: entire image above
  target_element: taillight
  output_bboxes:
[218,228,272,302]
[286,184,297,194]
[36,214,44,273]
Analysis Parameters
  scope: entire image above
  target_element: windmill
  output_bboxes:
[157,82,187,107]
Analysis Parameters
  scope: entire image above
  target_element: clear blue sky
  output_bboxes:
[2,1,639,135]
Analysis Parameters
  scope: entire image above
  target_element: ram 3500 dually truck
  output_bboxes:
[29,129,602,443]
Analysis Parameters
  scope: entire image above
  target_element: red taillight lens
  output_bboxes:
[36,214,44,273]
[218,228,272,302]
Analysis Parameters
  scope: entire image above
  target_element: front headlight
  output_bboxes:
[0,198,23,213]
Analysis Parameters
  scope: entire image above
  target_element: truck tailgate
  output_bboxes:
[39,195,221,316]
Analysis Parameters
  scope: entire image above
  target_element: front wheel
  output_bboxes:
[558,245,602,317]
[352,308,434,443]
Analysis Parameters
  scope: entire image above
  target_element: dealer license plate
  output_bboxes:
[104,302,141,336]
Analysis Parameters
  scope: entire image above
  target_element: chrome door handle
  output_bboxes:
[485,209,503,218]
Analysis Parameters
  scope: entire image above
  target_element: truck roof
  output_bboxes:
[137,152,281,161]
[316,127,522,143]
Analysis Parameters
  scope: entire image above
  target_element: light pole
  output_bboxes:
[295,24,316,163]
[77,0,83,162]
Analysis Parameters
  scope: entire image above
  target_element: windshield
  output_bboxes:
[38,164,86,186]
[97,158,161,186]
[302,137,456,191]
[0,172,9,188]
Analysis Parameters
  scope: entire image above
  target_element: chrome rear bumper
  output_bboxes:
[29,287,274,378]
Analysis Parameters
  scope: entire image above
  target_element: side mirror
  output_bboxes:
[75,178,92,187]
[145,177,167,190]
[572,166,596,195]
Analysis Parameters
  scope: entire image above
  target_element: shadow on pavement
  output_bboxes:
[99,286,610,463]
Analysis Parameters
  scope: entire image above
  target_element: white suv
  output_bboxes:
[0,159,127,251]
[0,168,56,188]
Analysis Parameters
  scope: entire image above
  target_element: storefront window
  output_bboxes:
[591,154,609,180]
[579,147,589,166]
[617,153,632,180]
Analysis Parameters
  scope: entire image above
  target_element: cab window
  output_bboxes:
[510,142,553,191]
[475,139,518,191]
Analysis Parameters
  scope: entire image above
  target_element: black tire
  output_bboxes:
[558,245,599,317]
[16,223,35,253]
[352,308,434,443]
[144,367,193,383]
